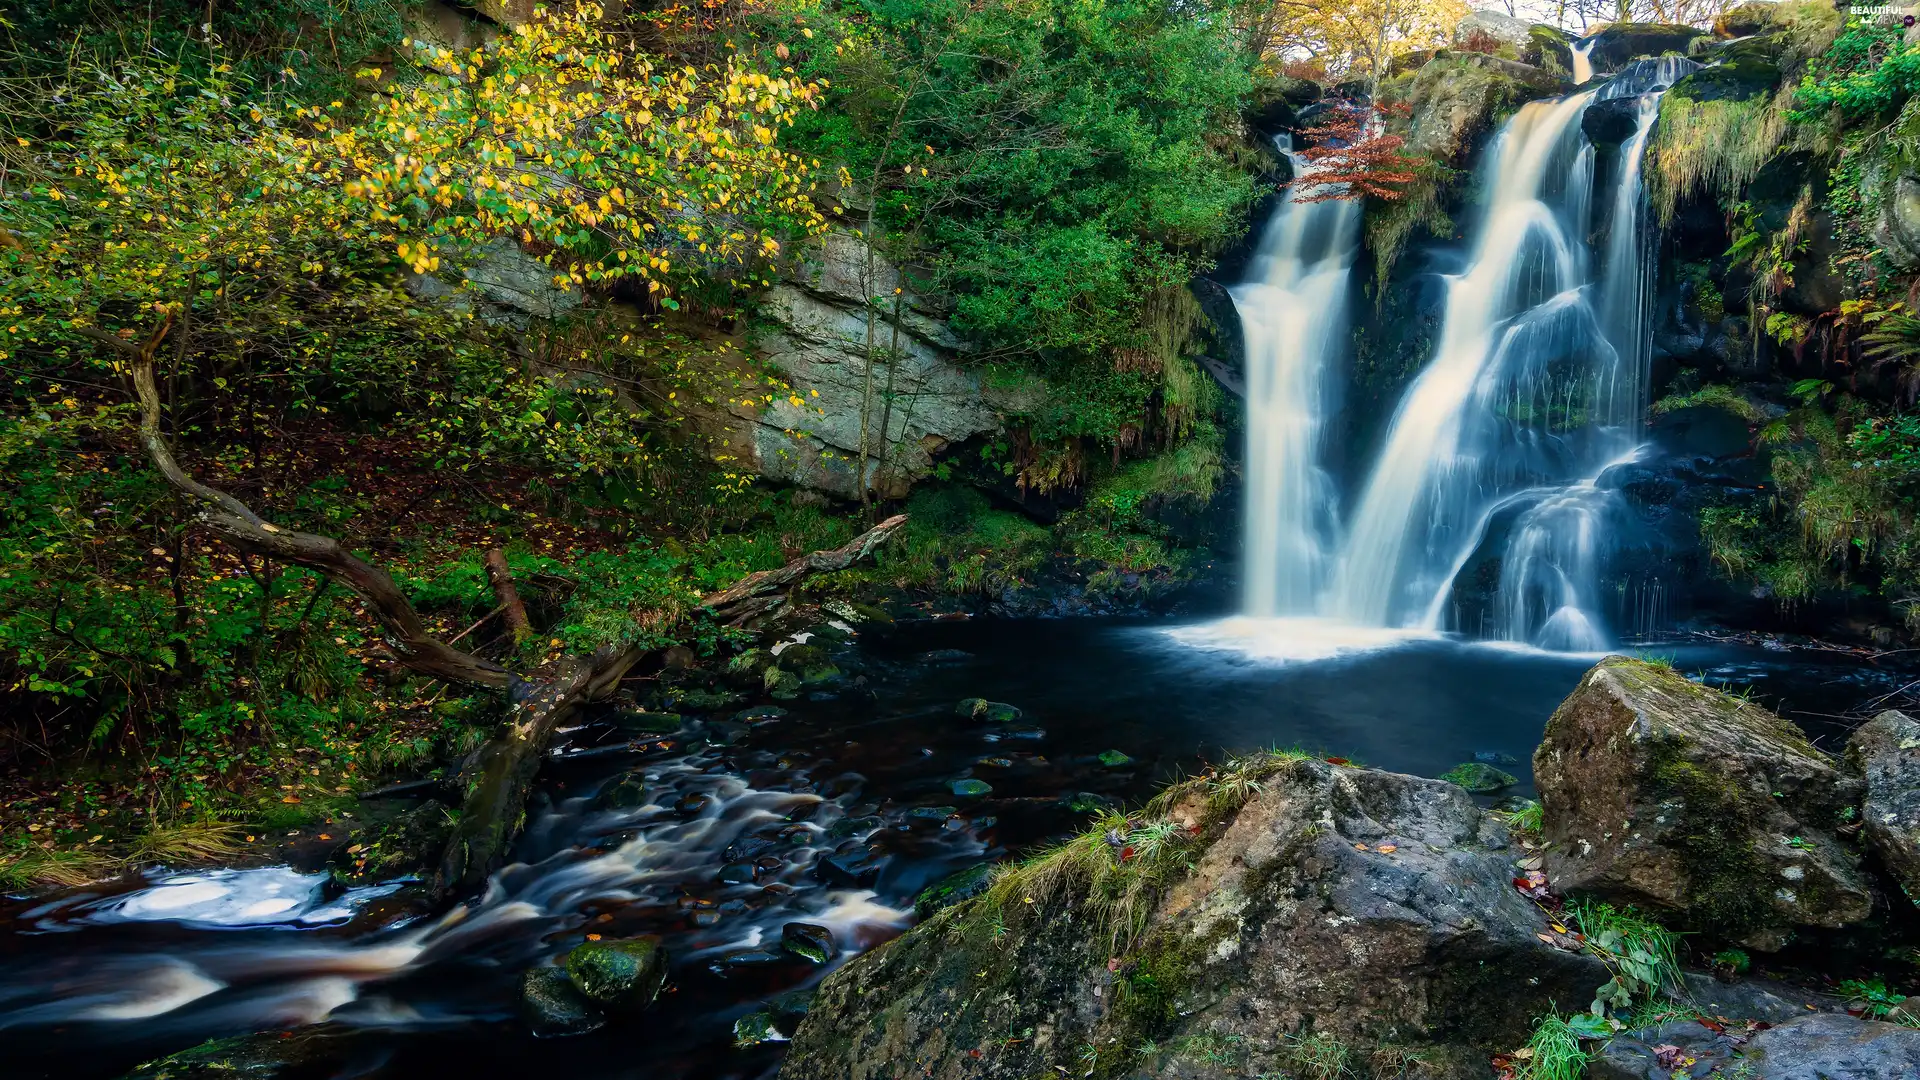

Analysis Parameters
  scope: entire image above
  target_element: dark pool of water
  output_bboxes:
[0,617,1903,1080]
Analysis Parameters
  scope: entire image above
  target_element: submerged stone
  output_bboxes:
[521,966,607,1037]
[733,1010,787,1049]
[1473,750,1519,766]
[955,697,1022,723]
[1096,749,1134,768]
[781,921,837,964]
[563,938,667,1013]
[593,774,651,811]
[907,805,959,820]
[718,862,756,885]
[767,989,814,1029]
[736,705,789,724]
[949,778,993,797]
[1438,761,1519,793]
[816,851,884,887]
[675,792,714,817]
[611,709,684,734]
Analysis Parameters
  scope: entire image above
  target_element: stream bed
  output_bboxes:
[0,616,1904,1080]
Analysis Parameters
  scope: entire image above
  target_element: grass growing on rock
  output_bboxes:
[1520,1013,1588,1080]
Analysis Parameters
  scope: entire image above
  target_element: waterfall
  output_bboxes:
[1233,141,1360,616]
[1313,59,1693,650]
[1571,39,1595,85]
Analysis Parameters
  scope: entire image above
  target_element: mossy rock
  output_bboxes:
[733,1010,785,1048]
[1715,1,1779,38]
[913,862,995,918]
[1524,25,1574,78]
[593,774,652,811]
[328,799,453,888]
[610,709,684,734]
[1534,657,1870,947]
[521,966,606,1037]
[950,778,993,797]
[1585,22,1708,71]
[563,937,668,1014]
[1667,41,1781,104]
[955,697,1022,724]
[1437,761,1518,793]
[125,1030,345,1078]
[669,686,748,712]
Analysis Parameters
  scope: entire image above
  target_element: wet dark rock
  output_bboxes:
[949,778,993,797]
[736,705,789,724]
[1473,751,1520,766]
[674,792,714,817]
[1096,749,1134,768]
[907,805,958,821]
[521,966,608,1037]
[1585,22,1707,72]
[768,989,815,1029]
[719,862,756,885]
[725,648,776,688]
[125,1029,349,1078]
[919,649,973,664]
[1437,761,1518,793]
[826,815,882,840]
[1587,1018,1741,1079]
[816,851,885,887]
[955,698,1022,723]
[977,756,1013,768]
[328,799,454,888]
[733,1010,787,1048]
[1064,791,1121,814]
[703,721,750,746]
[781,921,838,964]
[1844,710,1920,908]
[662,645,697,670]
[1535,657,1870,948]
[913,863,995,919]
[593,774,652,811]
[670,687,748,712]
[564,937,668,1013]
[783,761,1608,1078]
[709,947,790,975]
[610,709,684,734]
[984,727,1045,743]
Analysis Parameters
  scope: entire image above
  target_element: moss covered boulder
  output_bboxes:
[563,937,668,1014]
[1534,657,1870,949]
[1846,710,1920,908]
[1585,22,1708,73]
[781,758,1606,1079]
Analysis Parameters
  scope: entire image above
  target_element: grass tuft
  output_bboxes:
[1521,1013,1587,1080]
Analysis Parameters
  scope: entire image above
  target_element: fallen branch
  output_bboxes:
[114,320,904,903]
[484,548,533,644]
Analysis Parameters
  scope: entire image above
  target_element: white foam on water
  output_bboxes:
[1163,616,1439,664]
[75,959,227,1021]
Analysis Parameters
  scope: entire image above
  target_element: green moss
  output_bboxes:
[1648,755,1772,933]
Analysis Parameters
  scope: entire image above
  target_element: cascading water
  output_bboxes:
[1571,39,1596,85]
[1233,140,1360,616]
[1278,57,1697,653]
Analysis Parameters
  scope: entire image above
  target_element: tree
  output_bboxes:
[1293,101,1422,202]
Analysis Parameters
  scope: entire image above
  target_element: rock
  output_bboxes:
[1388,53,1564,173]
[125,1030,348,1078]
[781,922,838,964]
[1845,710,1920,907]
[1681,972,1841,1023]
[767,989,815,1029]
[521,966,607,1037]
[736,705,790,724]
[781,760,1607,1078]
[725,231,1032,500]
[816,851,885,887]
[610,709,683,734]
[1876,172,1920,272]
[1534,657,1870,947]
[328,799,455,888]
[1524,25,1574,78]
[955,698,1022,723]
[1746,1012,1920,1076]
[719,862,757,885]
[709,947,790,976]
[1097,749,1134,768]
[461,238,584,322]
[661,645,697,670]
[733,1010,788,1049]
[1454,9,1533,46]
[1585,23,1708,73]
[949,778,994,797]
[1065,791,1121,814]
[1589,1019,1740,1079]
[670,687,747,712]
[913,863,996,918]
[563,938,668,1013]
[907,805,959,821]
[1584,96,1645,146]
[1715,1,1779,38]
[1438,761,1519,793]
[593,774,652,811]
[675,792,714,817]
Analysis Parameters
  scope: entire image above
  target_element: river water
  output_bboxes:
[0,616,1902,1080]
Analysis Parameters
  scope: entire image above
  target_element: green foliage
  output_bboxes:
[1838,977,1907,1018]
[1520,1013,1588,1080]
[1568,900,1683,1013]
[1793,21,1920,122]
[1498,799,1544,835]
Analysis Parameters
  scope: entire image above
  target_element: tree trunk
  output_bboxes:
[484,548,533,644]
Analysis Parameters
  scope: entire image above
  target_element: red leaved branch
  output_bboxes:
[1291,100,1421,203]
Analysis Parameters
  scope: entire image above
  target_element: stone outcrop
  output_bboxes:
[1454,9,1533,46]
[1846,710,1920,907]
[782,759,1606,1079]
[1534,657,1870,949]
[1585,23,1709,73]
[731,230,1028,500]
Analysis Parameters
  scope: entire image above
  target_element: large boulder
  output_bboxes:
[1585,23,1709,73]
[729,230,1031,500]
[1534,657,1870,949]
[782,758,1607,1079]
[1454,8,1533,46]
[1846,710,1920,907]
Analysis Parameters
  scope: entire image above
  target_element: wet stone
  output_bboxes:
[674,792,714,817]
[826,815,882,840]
[1066,792,1120,814]
[914,863,995,919]
[950,779,993,797]
[611,709,684,734]
[520,967,606,1038]
[563,938,668,1014]
[708,947,789,976]
[736,705,789,724]
[985,728,1046,743]
[977,757,1014,768]
[1097,749,1133,768]
[767,989,814,1029]
[593,774,651,811]
[817,851,885,887]
[1473,750,1520,765]
[955,698,1023,724]
[907,805,958,821]
[733,1010,786,1049]
[1437,761,1518,793]
[705,720,750,745]
[781,921,838,964]
[718,863,756,885]
[919,649,973,664]
[777,824,814,845]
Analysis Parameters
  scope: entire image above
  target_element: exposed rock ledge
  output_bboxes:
[783,757,1607,1079]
